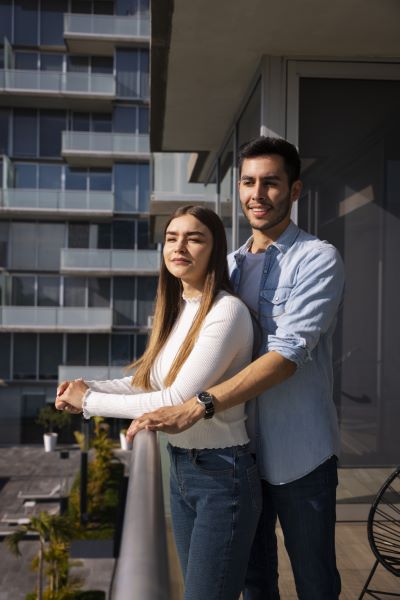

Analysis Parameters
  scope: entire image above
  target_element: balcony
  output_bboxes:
[151,153,217,241]
[0,189,114,218]
[60,249,160,276]
[62,131,150,167]
[0,307,112,332]
[0,70,115,110]
[64,13,150,55]
[58,365,127,382]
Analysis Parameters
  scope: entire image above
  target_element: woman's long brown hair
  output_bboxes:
[129,205,232,390]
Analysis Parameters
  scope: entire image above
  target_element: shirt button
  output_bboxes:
[275,296,279,300]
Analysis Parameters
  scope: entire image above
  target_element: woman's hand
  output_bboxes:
[55,379,89,413]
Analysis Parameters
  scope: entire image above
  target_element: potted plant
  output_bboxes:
[37,405,71,452]
[119,428,132,451]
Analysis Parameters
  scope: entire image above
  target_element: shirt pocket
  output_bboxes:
[259,286,293,333]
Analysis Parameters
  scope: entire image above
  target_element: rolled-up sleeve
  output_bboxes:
[267,245,345,368]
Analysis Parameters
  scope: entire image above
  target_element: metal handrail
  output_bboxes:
[112,430,170,600]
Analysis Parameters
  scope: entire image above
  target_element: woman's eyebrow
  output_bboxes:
[165,230,206,236]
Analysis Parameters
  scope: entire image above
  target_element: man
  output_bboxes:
[129,137,345,599]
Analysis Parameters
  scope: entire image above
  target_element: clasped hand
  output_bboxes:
[55,379,89,414]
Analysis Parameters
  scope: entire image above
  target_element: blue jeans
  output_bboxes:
[243,456,341,600]
[168,443,262,600]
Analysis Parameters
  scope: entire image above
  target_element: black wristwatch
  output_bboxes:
[195,391,215,420]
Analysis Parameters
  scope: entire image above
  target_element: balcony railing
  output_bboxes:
[64,13,150,40]
[0,189,114,215]
[0,307,112,332]
[60,249,160,275]
[58,365,127,382]
[0,69,115,97]
[112,430,170,600]
[62,131,150,165]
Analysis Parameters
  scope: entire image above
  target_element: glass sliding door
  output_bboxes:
[287,62,400,466]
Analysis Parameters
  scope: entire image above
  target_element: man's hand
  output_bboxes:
[126,398,204,442]
[55,379,89,413]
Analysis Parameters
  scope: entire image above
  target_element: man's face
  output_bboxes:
[238,155,301,239]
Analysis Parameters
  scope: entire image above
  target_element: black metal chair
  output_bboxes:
[359,466,400,598]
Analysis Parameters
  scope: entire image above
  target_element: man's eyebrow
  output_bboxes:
[165,230,206,236]
[240,174,281,181]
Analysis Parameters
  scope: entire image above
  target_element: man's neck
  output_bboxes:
[250,221,291,254]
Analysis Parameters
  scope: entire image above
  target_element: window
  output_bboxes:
[14,0,39,46]
[92,57,113,74]
[111,334,134,365]
[139,106,149,134]
[66,167,87,190]
[40,0,68,46]
[39,334,63,380]
[64,277,86,307]
[92,223,112,249]
[137,277,157,326]
[71,112,90,131]
[93,1,113,15]
[138,220,154,249]
[39,111,65,157]
[0,0,12,41]
[37,223,65,270]
[92,113,112,133]
[88,278,110,307]
[138,162,149,211]
[113,220,135,249]
[11,276,35,306]
[39,164,62,189]
[13,334,37,379]
[114,163,149,212]
[10,222,36,270]
[89,169,112,191]
[136,334,147,358]
[0,109,9,155]
[116,49,148,98]
[40,54,63,72]
[113,277,135,326]
[38,276,60,306]
[13,109,37,157]
[0,223,8,269]
[0,334,11,380]
[15,163,37,188]
[71,0,91,14]
[89,334,109,365]
[68,223,89,248]
[15,52,38,70]
[67,56,89,73]
[66,334,87,365]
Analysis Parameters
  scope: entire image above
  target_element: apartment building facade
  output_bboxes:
[0,0,159,443]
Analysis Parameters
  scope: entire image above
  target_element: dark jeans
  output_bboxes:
[168,443,261,600]
[243,456,341,600]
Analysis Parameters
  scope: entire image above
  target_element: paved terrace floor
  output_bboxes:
[0,447,398,599]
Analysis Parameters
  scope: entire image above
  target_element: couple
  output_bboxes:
[56,136,345,600]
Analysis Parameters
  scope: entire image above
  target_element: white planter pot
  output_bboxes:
[43,432,58,452]
[119,432,132,451]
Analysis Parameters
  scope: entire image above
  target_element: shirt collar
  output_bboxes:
[235,221,300,259]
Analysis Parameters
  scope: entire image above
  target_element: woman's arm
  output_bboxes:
[57,297,253,420]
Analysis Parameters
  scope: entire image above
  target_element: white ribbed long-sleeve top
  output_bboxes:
[83,291,253,449]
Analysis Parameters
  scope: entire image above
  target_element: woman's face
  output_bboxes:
[163,214,213,291]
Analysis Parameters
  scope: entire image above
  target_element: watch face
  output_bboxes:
[196,392,215,419]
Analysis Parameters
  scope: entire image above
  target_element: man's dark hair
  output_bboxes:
[238,136,301,185]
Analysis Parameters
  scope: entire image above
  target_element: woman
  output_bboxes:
[56,205,261,600]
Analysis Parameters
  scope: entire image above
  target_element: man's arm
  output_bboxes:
[127,351,296,439]
[127,243,344,440]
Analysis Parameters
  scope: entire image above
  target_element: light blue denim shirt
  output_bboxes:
[228,221,345,485]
